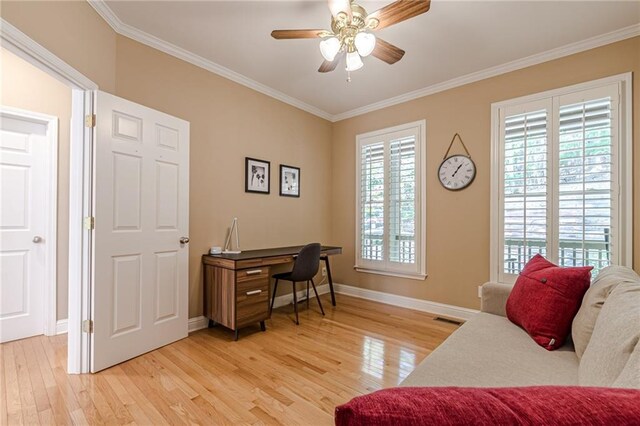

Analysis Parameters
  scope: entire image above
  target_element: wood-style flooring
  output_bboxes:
[1,294,459,425]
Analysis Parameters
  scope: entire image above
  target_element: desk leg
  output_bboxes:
[260,321,266,332]
[234,329,239,341]
[323,256,336,306]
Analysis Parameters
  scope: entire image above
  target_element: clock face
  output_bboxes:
[438,155,476,191]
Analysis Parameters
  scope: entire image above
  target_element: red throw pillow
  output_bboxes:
[506,254,592,350]
[335,387,640,426]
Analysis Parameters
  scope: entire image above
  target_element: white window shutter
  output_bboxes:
[389,136,416,264]
[360,141,385,262]
[502,107,550,278]
[356,121,426,278]
[496,81,623,283]
[557,95,617,273]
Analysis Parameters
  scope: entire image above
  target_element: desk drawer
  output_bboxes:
[237,267,269,281]
[236,267,270,328]
[236,279,269,302]
[236,280,269,327]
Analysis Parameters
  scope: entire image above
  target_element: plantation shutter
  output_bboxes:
[356,121,425,278]
[556,93,617,272]
[502,105,550,276]
[360,141,385,262]
[498,83,620,283]
[389,136,416,264]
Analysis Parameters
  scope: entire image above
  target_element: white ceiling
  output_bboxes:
[102,1,640,118]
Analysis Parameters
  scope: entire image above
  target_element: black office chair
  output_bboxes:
[270,243,325,325]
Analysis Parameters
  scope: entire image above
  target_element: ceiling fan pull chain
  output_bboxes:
[346,70,352,83]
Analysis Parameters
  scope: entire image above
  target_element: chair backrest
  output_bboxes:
[289,243,321,282]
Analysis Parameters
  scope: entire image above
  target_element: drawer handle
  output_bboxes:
[245,270,262,275]
[246,289,262,296]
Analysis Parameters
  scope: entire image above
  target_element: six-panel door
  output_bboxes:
[0,112,49,343]
[92,91,189,372]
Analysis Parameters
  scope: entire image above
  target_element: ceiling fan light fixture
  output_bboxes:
[345,51,364,72]
[320,37,341,61]
[355,32,376,57]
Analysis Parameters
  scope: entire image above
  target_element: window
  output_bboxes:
[356,120,426,279]
[491,74,633,284]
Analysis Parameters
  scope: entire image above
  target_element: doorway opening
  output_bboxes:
[0,48,68,343]
[1,20,97,373]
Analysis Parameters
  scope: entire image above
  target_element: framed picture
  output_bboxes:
[279,164,300,197]
[245,157,270,194]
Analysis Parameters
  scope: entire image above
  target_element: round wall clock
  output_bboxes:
[438,133,476,191]
[438,154,476,191]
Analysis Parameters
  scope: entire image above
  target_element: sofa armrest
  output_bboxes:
[480,282,513,317]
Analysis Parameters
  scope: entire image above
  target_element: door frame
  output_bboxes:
[0,106,58,337]
[1,18,98,373]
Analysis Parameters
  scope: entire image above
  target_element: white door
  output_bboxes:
[0,110,53,343]
[92,91,189,372]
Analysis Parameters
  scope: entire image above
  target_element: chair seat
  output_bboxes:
[273,271,293,280]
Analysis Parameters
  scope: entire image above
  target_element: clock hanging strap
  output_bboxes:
[443,133,472,160]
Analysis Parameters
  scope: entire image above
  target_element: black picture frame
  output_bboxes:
[245,157,270,194]
[279,164,300,198]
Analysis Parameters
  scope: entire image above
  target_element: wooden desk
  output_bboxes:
[202,245,342,340]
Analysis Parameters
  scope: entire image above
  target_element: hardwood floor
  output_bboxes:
[1,294,459,425]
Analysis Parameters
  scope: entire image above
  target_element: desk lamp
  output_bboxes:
[223,217,241,254]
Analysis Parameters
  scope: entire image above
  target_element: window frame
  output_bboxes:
[490,73,633,284]
[355,120,427,280]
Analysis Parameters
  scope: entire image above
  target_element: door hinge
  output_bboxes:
[85,114,96,128]
[82,319,94,333]
[83,216,95,230]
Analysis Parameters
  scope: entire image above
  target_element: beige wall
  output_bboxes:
[1,48,72,320]
[1,0,117,92]
[331,37,640,310]
[114,36,333,317]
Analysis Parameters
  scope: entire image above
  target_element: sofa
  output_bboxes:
[400,265,640,389]
[335,265,640,425]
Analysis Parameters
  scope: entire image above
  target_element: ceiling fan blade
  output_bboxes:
[367,0,431,30]
[328,0,352,19]
[271,29,326,39]
[318,53,343,73]
[371,38,405,64]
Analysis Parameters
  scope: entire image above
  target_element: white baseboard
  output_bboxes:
[56,319,68,335]
[333,283,478,321]
[188,316,209,333]
[187,282,476,332]
[272,283,330,309]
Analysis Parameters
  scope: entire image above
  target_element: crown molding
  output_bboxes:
[332,23,640,121]
[87,1,639,123]
[0,18,98,90]
[87,0,333,121]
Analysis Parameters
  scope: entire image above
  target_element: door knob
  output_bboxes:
[33,236,43,243]
[179,237,190,244]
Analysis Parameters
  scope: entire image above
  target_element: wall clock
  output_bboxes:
[438,133,476,191]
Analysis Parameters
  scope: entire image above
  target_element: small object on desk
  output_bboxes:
[222,217,241,254]
[210,246,222,255]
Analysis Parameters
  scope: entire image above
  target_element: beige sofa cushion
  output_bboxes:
[401,312,579,388]
[612,340,640,389]
[572,266,640,359]
[578,281,640,387]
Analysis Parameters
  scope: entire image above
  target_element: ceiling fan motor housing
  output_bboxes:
[331,4,376,53]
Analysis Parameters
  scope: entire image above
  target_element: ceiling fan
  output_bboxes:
[271,0,431,77]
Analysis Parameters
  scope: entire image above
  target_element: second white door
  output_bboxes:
[0,109,55,343]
